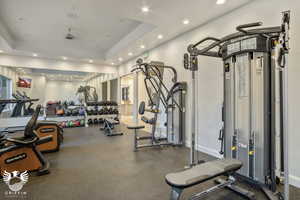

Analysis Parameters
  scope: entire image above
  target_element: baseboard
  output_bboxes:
[290,174,300,188]
[185,140,223,159]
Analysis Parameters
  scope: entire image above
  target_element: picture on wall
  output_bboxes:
[17,77,32,88]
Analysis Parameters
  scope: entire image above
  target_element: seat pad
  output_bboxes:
[106,118,119,125]
[127,125,145,130]
[165,159,242,188]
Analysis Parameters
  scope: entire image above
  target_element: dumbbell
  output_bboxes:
[98,109,104,115]
[91,109,98,115]
[98,118,104,124]
[93,118,99,124]
[72,109,79,116]
[88,119,93,125]
[65,109,72,116]
[102,108,109,115]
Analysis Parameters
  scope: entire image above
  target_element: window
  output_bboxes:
[0,75,12,99]
[122,87,129,101]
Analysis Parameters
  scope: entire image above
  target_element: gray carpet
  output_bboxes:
[0,125,299,200]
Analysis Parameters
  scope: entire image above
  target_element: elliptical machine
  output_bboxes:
[11,91,38,117]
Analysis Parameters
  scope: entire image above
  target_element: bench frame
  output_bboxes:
[100,118,123,137]
[132,127,173,151]
[169,174,255,200]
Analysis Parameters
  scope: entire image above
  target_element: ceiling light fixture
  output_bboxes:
[128,52,133,56]
[0,50,4,53]
[111,62,115,65]
[216,0,226,5]
[62,56,67,60]
[140,45,145,49]
[118,57,123,61]
[33,53,38,57]
[89,59,93,63]
[158,34,163,39]
[141,6,149,13]
[183,19,190,25]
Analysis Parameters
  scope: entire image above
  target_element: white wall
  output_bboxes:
[118,0,300,187]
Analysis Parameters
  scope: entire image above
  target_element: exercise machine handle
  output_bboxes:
[184,53,189,69]
[193,37,221,48]
[218,127,225,155]
[236,22,262,33]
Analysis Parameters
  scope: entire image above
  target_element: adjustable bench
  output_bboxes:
[165,159,255,200]
[100,118,123,136]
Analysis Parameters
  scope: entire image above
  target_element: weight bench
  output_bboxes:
[127,124,145,151]
[100,118,123,137]
[165,159,255,200]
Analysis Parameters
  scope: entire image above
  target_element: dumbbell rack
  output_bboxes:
[45,104,86,128]
[84,101,119,127]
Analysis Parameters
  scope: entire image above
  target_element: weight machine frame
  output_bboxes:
[131,59,187,150]
[184,11,290,200]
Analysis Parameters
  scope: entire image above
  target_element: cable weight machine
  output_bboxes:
[181,11,290,200]
[130,59,187,150]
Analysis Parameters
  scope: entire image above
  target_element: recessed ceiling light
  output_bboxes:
[118,57,123,61]
[216,0,226,5]
[158,34,163,39]
[0,50,3,53]
[140,45,145,49]
[62,56,67,60]
[128,52,133,56]
[141,6,149,13]
[183,19,190,25]
[111,62,115,65]
[89,59,93,63]
[33,53,38,57]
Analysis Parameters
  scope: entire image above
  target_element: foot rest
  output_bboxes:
[127,125,145,130]
[165,159,242,189]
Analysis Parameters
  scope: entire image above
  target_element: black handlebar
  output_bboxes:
[193,37,221,48]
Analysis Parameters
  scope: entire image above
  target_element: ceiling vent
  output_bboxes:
[65,28,75,40]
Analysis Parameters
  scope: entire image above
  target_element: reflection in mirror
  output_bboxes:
[0,66,115,122]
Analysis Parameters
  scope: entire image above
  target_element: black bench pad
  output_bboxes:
[165,159,242,189]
